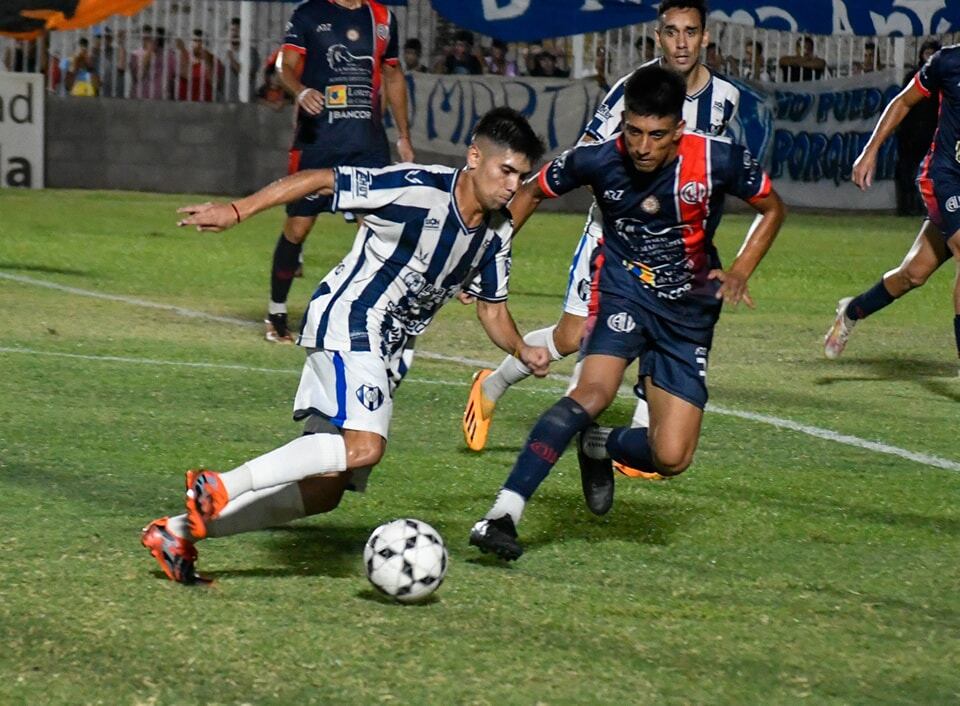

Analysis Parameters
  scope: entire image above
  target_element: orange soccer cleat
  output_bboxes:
[184,469,229,540]
[462,369,496,452]
[140,517,210,585]
[613,460,666,481]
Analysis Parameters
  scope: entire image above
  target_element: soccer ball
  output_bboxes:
[363,519,448,603]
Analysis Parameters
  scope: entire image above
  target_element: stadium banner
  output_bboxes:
[0,0,154,40]
[604,0,960,36]
[766,70,900,209]
[0,71,44,189]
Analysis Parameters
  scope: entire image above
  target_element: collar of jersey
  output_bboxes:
[449,169,486,234]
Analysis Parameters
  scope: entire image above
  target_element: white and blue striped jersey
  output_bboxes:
[582,59,740,141]
[298,164,513,358]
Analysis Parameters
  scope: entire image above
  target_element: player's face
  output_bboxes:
[621,111,684,172]
[656,8,707,76]
[467,141,533,210]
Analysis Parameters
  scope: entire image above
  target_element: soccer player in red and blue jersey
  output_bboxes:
[266,0,414,342]
[469,65,787,560]
[825,44,960,364]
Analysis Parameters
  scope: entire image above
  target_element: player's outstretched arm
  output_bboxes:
[507,176,548,234]
[852,81,925,191]
[709,189,787,308]
[475,300,550,377]
[177,169,336,232]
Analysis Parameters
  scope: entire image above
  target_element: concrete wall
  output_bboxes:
[44,96,592,212]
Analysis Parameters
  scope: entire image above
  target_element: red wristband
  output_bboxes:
[230,203,241,223]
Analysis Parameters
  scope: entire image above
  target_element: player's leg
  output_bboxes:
[470,353,628,559]
[463,213,600,451]
[267,214,316,343]
[825,219,949,358]
[947,229,960,362]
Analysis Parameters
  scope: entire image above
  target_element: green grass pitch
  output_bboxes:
[1,188,958,704]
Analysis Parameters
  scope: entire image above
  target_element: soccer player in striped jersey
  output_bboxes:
[141,108,549,584]
[825,44,960,364]
[470,66,786,561]
[463,0,741,468]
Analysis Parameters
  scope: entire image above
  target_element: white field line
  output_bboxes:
[2,272,959,473]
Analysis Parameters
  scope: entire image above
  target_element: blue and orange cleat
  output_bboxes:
[184,469,229,540]
[463,369,496,452]
[140,517,210,585]
[613,460,666,481]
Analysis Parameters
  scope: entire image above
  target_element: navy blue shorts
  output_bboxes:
[582,292,714,409]
[917,167,960,241]
[286,146,390,218]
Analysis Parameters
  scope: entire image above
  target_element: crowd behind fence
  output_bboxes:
[2,0,959,104]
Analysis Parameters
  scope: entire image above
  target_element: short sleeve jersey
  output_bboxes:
[298,164,513,357]
[914,44,960,177]
[283,0,399,154]
[537,132,770,330]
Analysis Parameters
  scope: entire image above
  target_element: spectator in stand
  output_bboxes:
[853,41,884,75]
[705,41,723,73]
[176,29,224,102]
[895,38,942,216]
[638,35,656,62]
[484,39,518,77]
[65,37,99,96]
[402,38,428,73]
[256,65,291,111]
[740,40,773,82]
[225,16,261,102]
[530,50,569,78]
[91,27,125,98]
[779,36,826,82]
[130,25,177,99]
[442,29,483,75]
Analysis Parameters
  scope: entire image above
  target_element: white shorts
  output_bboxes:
[562,203,603,317]
[293,343,414,439]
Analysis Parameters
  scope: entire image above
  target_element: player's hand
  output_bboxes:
[396,135,415,163]
[708,269,755,308]
[296,87,324,115]
[852,149,877,191]
[176,202,238,232]
[456,291,477,305]
[518,344,550,377]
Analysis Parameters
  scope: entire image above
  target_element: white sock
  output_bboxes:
[631,397,650,428]
[485,488,526,526]
[220,433,347,499]
[268,300,287,315]
[482,326,564,403]
[580,425,612,459]
[206,482,306,538]
[165,514,193,540]
[564,358,583,396]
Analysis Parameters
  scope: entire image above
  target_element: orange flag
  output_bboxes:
[1,0,154,40]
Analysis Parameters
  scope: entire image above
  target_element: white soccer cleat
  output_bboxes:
[824,297,856,359]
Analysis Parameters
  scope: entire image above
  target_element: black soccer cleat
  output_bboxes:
[265,312,294,343]
[577,426,614,516]
[469,515,523,561]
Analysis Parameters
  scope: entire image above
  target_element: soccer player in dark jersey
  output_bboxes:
[825,45,960,364]
[469,65,787,561]
[463,0,742,467]
[265,0,414,343]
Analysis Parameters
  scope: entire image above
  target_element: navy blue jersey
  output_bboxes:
[283,0,399,154]
[915,45,960,178]
[537,132,771,329]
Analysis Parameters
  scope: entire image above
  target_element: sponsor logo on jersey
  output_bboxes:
[695,346,708,378]
[423,217,441,230]
[603,189,624,201]
[353,169,372,198]
[641,195,660,214]
[412,247,430,266]
[404,170,424,185]
[325,85,347,107]
[315,23,332,32]
[326,44,374,78]
[947,195,960,213]
[607,312,636,333]
[679,181,708,205]
[328,109,372,122]
[356,384,384,411]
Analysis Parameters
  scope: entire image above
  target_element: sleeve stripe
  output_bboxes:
[913,73,931,98]
[282,43,307,56]
[537,165,559,199]
[746,173,772,204]
[383,57,399,66]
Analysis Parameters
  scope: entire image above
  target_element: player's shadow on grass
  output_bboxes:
[209,524,368,580]
[0,262,89,276]
[812,357,960,402]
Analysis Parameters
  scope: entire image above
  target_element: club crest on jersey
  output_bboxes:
[641,195,659,214]
[577,277,591,302]
[376,23,389,40]
[607,312,636,333]
[346,28,359,41]
[947,195,960,213]
[680,181,707,206]
[356,384,384,411]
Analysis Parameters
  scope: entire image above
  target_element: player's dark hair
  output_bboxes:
[623,65,685,121]
[404,38,422,54]
[657,0,707,29]
[472,107,546,164]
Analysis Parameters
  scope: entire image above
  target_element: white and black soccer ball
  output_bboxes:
[363,519,448,603]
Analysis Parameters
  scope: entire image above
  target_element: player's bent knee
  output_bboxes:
[569,383,615,418]
[299,474,351,514]
[651,445,694,476]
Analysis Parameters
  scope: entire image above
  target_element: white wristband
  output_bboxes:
[296,88,312,104]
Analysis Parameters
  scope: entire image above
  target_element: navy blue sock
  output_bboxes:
[503,397,592,499]
[606,426,657,472]
[271,234,302,305]
[847,280,895,321]
[954,315,960,358]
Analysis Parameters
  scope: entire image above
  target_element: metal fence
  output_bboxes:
[2,0,958,103]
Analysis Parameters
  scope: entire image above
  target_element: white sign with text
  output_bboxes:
[0,72,44,188]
